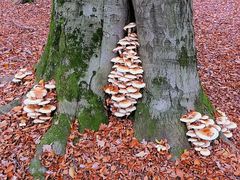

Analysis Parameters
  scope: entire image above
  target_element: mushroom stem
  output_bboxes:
[128,28,131,35]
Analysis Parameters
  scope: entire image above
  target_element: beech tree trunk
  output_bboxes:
[31,0,214,176]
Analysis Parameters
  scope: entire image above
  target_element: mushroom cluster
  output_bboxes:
[22,80,56,124]
[180,111,220,156]
[12,68,32,83]
[215,109,237,138]
[180,110,237,156]
[104,22,145,118]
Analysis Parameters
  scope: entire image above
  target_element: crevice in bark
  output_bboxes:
[127,0,136,24]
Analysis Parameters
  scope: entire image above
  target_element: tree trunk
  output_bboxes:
[31,0,214,177]
[132,0,214,156]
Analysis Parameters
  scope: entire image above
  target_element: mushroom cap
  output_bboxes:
[104,84,119,95]
[15,72,27,79]
[116,65,130,73]
[223,131,233,138]
[195,127,219,141]
[131,80,146,89]
[38,105,56,114]
[119,88,128,94]
[194,147,202,152]
[188,138,198,142]
[200,119,215,126]
[200,141,211,148]
[111,94,126,102]
[45,84,56,90]
[125,106,136,112]
[118,99,132,108]
[118,76,130,82]
[199,148,211,156]
[113,112,125,117]
[118,40,130,46]
[112,46,124,53]
[186,130,197,137]
[187,122,206,130]
[126,86,138,93]
[226,122,237,129]
[201,115,209,120]
[20,68,28,72]
[124,74,138,80]
[33,119,45,124]
[127,92,142,99]
[39,116,52,120]
[111,57,123,63]
[129,67,144,75]
[126,45,137,50]
[38,100,51,106]
[23,105,40,113]
[215,116,228,125]
[27,87,47,99]
[12,78,22,83]
[192,141,205,146]
[180,111,202,123]
[23,98,43,105]
[115,82,126,89]
[27,112,41,119]
[212,124,221,132]
[119,109,127,114]
[221,127,228,132]
[123,22,136,30]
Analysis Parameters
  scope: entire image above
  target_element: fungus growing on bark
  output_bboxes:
[104,22,144,118]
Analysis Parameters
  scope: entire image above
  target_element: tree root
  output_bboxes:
[29,114,71,179]
[0,99,21,115]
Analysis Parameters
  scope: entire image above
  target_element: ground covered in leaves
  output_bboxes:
[0,0,239,179]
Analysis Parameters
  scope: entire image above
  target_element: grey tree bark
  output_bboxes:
[30,0,214,178]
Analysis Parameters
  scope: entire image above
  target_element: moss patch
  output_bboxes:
[178,46,190,67]
[29,114,71,179]
[195,87,215,117]
[134,103,157,139]
[36,5,103,102]
[152,76,167,87]
[78,90,107,132]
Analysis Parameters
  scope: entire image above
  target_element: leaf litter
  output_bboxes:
[0,0,239,179]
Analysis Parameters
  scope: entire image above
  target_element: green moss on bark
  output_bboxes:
[78,90,107,132]
[29,114,71,179]
[178,46,190,67]
[134,103,157,139]
[195,88,215,117]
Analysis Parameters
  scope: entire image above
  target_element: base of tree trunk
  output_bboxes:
[29,114,71,178]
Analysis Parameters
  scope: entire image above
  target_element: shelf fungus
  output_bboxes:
[104,22,145,118]
[180,110,237,156]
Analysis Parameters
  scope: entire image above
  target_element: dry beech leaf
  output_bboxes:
[135,151,148,158]
[69,166,75,178]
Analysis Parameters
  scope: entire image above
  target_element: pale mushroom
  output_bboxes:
[195,127,219,141]
[23,98,42,105]
[118,99,132,108]
[180,111,202,123]
[199,148,211,156]
[131,80,146,89]
[223,131,233,138]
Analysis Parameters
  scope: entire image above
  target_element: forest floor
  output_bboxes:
[0,0,239,179]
